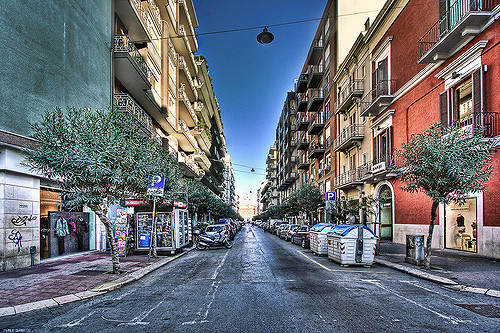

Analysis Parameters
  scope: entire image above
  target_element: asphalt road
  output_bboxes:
[1,225,499,332]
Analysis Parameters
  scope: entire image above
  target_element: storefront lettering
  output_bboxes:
[8,230,22,253]
[11,215,37,227]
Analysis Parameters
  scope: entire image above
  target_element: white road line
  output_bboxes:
[399,280,463,302]
[120,299,165,326]
[365,280,470,325]
[211,251,229,280]
[61,309,98,327]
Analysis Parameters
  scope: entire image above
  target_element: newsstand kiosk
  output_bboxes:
[136,207,190,254]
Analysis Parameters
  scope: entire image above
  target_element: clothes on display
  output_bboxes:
[55,217,69,237]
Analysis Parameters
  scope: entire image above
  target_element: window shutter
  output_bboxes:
[371,69,377,99]
[472,67,483,115]
[439,90,449,127]
[378,58,389,95]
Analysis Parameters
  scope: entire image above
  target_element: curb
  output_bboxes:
[374,258,500,298]
[0,247,195,317]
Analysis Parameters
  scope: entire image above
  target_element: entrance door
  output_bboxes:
[379,185,393,241]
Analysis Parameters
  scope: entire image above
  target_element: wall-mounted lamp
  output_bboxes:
[451,72,461,79]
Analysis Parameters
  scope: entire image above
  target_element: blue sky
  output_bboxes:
[193,1,327,204]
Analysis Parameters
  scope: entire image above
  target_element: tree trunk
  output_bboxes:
[424,201,439,270]
[91,204,122,274]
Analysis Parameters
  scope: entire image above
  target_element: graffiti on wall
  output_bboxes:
[11,215,37,227]
[8,230,23,253]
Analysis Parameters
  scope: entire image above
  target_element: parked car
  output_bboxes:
[275,223,289,236]
[291,225,310,246]
[281,224,300,241]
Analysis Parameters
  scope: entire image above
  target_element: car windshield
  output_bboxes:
[310,223,332,232]
[296,226,308,232]
[205,226,223,233]
[290,225,299,231]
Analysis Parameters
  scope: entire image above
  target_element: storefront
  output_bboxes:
[40,188,91,259]
[445,198,477,253]
[116,200,191,255]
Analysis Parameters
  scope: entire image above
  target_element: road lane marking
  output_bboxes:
[120,299,165,326]
[365,280,470,325]
[399,280,463,302]
[211,251,229,280]
[295,250,332,271]
[61,309,98,327]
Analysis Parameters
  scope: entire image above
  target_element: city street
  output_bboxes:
[1,225,499,333]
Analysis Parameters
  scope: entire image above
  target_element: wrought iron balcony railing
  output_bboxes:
[114,35,151,81]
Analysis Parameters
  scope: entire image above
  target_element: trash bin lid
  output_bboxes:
[310,223,334,232]
[328,224,377,237]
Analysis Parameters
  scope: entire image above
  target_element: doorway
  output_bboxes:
[378,184,393,241]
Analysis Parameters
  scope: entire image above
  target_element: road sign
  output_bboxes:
[147,175,165,197]
[326,191,336,201]
[173,200,187,208]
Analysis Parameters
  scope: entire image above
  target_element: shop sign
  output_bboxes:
[124,199,148,206]
[371,162,386,174]
[174,200,187,208]
[147,175,165,197]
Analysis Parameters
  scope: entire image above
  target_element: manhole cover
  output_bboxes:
[456,304,500,318]
[71,269,107,276]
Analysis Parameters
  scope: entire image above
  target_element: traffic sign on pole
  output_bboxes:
[325,191,336,201]
[147,175,165,197]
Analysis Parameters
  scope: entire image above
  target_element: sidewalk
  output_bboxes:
[0,248,194,316]
[375,241,500,297]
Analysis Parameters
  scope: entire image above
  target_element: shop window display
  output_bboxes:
[445,198,477,252]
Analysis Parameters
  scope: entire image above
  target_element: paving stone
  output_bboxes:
[0,307,15,317]
[53,294,81,305]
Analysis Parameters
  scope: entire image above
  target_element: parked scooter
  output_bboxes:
[194,226,233,250]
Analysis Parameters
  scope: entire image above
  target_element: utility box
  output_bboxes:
[327,225,378,266]
[405,234,425,266]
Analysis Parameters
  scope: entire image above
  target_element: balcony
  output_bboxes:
[178,0,199,51]
[333,124,365,152]
[308,114,325,135]
[307,64,324,88]
[334,169,364,190]
[285,172,297,184]
[172,24,197,74]
[307,89,325,112]
[335,80,364,114]
[193,124,211,152]
[297,93,309,112]
[290,154,298,164]
[179,87,198,127]
[193,150,211,171]
[297,116,310,131]
[115,0,161,43]
[114,35,151,93]
[178,56,198,100]
[452,111,500,138]
[307,143,325,159]
[307,39,324,65]
[290,139,298,148]
[298,159,310,170]
[177,119,198,152]
[193,101,204,113]
[178,151,203,178]
[114,93,153,137]
[360,79,396,117]
[296,74,309,93]
[364,155,398,184]
[418,0,496,63]
[297,138,310,150]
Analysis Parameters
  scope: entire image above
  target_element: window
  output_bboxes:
[439,68,483,128]
[373,127,392,165]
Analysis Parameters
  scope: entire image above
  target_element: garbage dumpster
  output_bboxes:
[327,224,378,267]
[309,223,334,255]
[405,234,425,266]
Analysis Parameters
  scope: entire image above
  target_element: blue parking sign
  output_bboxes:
[147,175,165,197]
[325,191,336,201]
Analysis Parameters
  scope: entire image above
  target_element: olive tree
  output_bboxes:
[24,107,181,273]
[395,124,495,269]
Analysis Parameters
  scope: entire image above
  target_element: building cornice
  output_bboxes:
[435,40,488,79]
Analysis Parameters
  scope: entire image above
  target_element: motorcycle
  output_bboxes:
[194,229,233,250]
